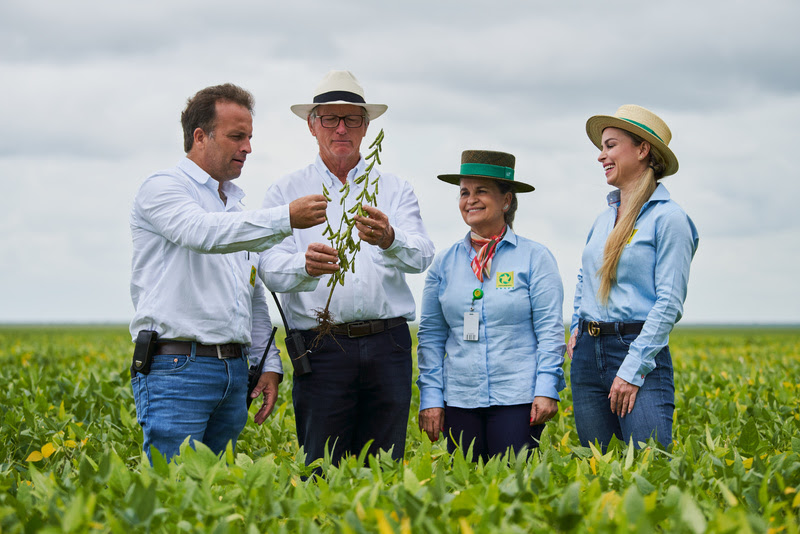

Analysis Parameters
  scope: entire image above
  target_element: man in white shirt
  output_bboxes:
[129,83,327,462]
[259,71,434,465]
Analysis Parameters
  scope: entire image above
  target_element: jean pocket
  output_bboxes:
[149,354,191,374]
[388,327,412,352]
[616,332,638,348]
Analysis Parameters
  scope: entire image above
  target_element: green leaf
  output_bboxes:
[737,418,760,455]
[679,493,707,534]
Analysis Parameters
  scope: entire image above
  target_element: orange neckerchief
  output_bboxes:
[470,227,506,282]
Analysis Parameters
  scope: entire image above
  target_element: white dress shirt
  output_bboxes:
[129,157,287,373]
[259,155,435,330]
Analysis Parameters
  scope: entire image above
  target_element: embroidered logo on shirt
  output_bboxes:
[250,266,257,287]
[627,228,639,245]
[496,271,514,289]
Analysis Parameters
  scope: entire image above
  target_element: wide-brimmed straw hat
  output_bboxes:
[586,104,679,177]
[290,70,388,120]
[437,150,534,193]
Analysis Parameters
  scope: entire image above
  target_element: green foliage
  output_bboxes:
[317,129,384,324]
[1,325,799,532]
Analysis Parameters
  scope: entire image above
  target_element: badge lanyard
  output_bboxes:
[464,287,483,341]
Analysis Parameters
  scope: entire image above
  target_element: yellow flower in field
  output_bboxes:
[458,518,474,534]
[65,440,78,448]
[26,451,43,462]
[721,371,728,380]
[742,457,753,469]
[784,487,796,495]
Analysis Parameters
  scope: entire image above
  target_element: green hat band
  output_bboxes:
[620,118,664,143]
[460,163,515,180]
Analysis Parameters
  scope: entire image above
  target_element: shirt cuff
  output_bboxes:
[534,374,563,402]
[617,356,650,387]
[275,203,292,236]
[419,387,445,411]
[380,225,406,255]
[261,357,284,375]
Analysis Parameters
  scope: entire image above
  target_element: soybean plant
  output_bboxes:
[313,129,384,338]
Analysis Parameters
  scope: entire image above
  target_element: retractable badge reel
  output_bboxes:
[464,288,483,341]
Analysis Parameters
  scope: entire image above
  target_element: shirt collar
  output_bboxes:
[178,157,246,207]
[460,225,518,253]
[314,154,366,187]
[606,182,671,208]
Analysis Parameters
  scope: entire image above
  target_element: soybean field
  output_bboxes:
[1,325,799,533]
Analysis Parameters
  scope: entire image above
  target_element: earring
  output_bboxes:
[503,205,509,210]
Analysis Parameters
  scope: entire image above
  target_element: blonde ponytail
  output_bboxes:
[596,132,666,304]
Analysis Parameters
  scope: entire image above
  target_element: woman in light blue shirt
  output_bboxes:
[567,105,699,452]
[417,150,566,462]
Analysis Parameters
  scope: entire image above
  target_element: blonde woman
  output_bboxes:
[567,105,699,452]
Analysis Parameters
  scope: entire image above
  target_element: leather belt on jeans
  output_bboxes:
[155,340,243,359]
[329,317,407,338]
[581,321,644,337]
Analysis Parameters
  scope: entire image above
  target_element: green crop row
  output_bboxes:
[1,325,799,533]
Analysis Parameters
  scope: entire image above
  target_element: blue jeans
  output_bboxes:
[570,320,674,452]
[131,346,249,462]
[444,403,545,463]
[292,325,412,466]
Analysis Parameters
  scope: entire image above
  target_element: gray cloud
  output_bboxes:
[1,0,798,324]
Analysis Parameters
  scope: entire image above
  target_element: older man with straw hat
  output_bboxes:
[259,70,434,467]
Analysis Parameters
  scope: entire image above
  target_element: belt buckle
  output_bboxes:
[346,321,370,338]
[587,321,601,337]
[216,345,225,359]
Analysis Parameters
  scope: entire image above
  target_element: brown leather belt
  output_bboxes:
[155,340,243,359]
[329,317,407,338]
[581,321,644,337]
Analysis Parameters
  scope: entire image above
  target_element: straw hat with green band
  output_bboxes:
[586,105,679,177]
[437,150,534,193]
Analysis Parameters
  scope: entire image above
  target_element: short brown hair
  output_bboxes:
[181,84,254,153]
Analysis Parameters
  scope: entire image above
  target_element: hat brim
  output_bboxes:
[291,102,388,120]
[586,115,679,177]
[437,174,535,193]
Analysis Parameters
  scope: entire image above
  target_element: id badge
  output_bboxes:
[463,312,479,341]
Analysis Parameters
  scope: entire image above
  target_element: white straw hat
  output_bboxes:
[290,70,388,120]
[586,105,679,177]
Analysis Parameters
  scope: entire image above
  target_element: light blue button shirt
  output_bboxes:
[417,227,566,410]
[570,183,699,386]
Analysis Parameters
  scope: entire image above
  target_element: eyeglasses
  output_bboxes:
[316,114,365,128]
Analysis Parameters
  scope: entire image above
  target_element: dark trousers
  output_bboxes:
[292,325,412,466]
[444,403,545,463]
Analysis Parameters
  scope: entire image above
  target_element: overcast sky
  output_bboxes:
[1,0,798,325]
